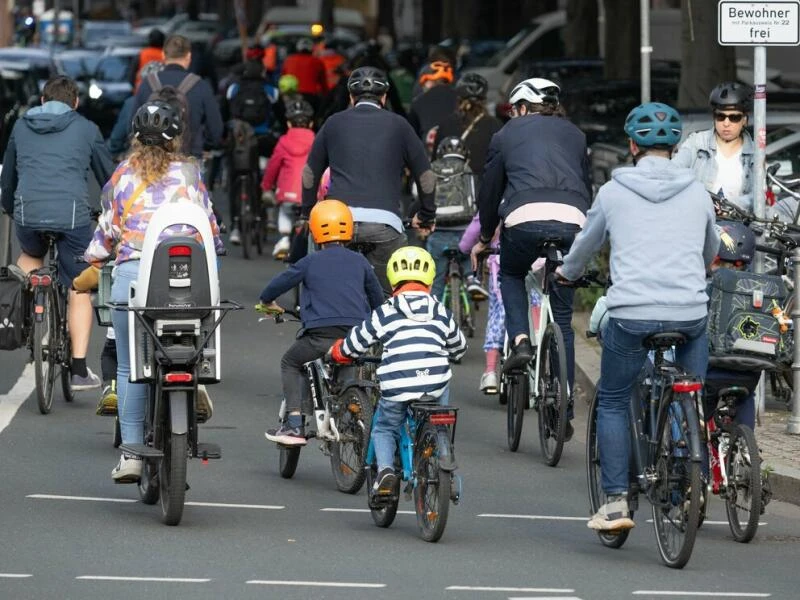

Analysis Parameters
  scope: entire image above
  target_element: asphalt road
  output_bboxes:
[2,232,800,600]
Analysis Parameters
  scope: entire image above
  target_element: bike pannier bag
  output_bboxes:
[0,264,26,351]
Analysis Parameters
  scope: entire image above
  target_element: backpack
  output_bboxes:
[431,155,475,225]
[707,268,790,371]
[147,72,201,155]
[0,264,26,351]
[230,80,271,126]
[229,119,258,174]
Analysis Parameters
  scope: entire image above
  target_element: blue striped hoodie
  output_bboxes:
[342,291,467,402]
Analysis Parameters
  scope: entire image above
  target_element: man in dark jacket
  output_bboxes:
[408,61,458,155]
[1,75,114,390]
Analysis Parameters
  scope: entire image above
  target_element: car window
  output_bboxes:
[59,55,101,79]
[95,56,134,82]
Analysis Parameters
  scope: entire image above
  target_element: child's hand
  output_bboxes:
[328,339,353,364]
[255,301,284,315]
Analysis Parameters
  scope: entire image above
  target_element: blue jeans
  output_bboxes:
[598,316,708,495]
[426,229,469,300]
[373,387,450,471]
[110,260,148,446]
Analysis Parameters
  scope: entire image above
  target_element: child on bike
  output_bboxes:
[261,99,315,260]
[259,199,384,445]
[329,246,467,494]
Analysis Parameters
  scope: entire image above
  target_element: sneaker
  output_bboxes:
[95,380,117,416]
[372,468,397,495]
[564,420,574,442]
[466,275,489,301]
[479,371,499,394]
[503,338,533,373]
[112,453,142,483]
[229,227,241,245]
[587,494,635,531]
[272,236,290,259]
[196,385,213,424]
[71,368,101,391]
[265,424,307,446]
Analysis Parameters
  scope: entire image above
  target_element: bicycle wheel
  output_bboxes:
[238,179,254,260]
[413,421,451,542]
[279,446,301,479]
[159,430,188,526]
[586,387,632,549]
[253,185,265,256]
[33,287,57,415]
[330,386,373,494]
[459,287,475,338]
[538,322,569,467]
[59,307,74,403]
[724,424,762,543]
[506,371,527,452]
[367,464,399,528]
[448,276,462,327]
[652,393,702,569]
[138,392,159,504]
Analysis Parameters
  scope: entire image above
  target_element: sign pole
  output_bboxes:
[753,45,768,420]
[641,0,651,103]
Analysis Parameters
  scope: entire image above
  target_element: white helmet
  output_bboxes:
[508,77,560,105]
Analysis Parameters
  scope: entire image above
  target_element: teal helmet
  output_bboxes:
[624,102,682,147]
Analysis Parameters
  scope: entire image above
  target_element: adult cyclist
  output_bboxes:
[301,66,436,294]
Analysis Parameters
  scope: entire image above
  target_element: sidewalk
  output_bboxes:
[572,311,800,507]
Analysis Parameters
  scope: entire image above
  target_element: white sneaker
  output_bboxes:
[272,236,290,258]
[479,371,498,394]
[112,453,142,483]
[229,228,241,245]
[587,494,635,531]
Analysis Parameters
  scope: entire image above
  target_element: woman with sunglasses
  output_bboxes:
[673,82,754,212]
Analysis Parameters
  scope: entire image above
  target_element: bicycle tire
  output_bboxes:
[460,287,475,338]
[253,183,265,256]
[138,391,159,504]
[448,276,462,329]
[367,465,399,528]
[724,424,762,543]
[159,430,188,526]
[113,416,122,448]
[238,178,254,260]
[414,422,451,542]
[59,304,74,403]
[330,386,373,494]
[279,446,301,479]
[498,368,508,406]
[506,371,527,452]
[652,393,702,569]
[34,287,56,415]
[586,387,632,549]
[538,322,569,467]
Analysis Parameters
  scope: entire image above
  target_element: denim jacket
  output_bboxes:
[672,128,754,212]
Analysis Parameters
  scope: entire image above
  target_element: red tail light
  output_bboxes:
[169,245,192,257]
[164,372,193,383]
[673,381,702,393]
[30,274,52,287]
[429,412,457,426]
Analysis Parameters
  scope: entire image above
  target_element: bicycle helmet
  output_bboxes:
[139,60,165,80]
[309,199,353,244]
[709,81,753,112]
[419,61,454,85]
[387,246,436,288]
[132,100,182,146]
[716,220,755,264]
[435,136,468,160]
[286,99,314,124]
[278,74,299,94]
[623,102,682,148]
[455,72,488,100]
[295,37,314,53]
[508,77,560,105]
[347,66,390,98]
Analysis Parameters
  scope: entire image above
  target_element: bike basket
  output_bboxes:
[93,264,114,327]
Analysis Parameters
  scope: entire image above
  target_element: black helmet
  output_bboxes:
[296,37,314,53]
[435,136,468,160]
[132,100,182,146]
[286,99,314,123]
[455,72,488,100]
[709,81,753,112]
[717,220,755,263]
[347,66,390,98]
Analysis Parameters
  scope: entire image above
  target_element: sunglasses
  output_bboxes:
[714,112,745,123]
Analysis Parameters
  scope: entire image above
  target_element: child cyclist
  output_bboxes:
[258,199,384,445]
[329,247,467,494]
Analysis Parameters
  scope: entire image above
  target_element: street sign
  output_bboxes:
[718,1,800,45]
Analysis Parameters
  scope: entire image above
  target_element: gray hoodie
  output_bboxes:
[561,155,719,322]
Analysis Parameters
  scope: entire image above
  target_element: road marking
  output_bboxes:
[632,592,770,597]
[446,586,575,593]
[246,580,386,588]
[0,364,35,435]
[77,576,210,583]
[27,494,136,503]
[644,519,766,526]
[509,597,583,600]
[0,573,32,578]
[478,513,588,521]
[185,501,284,510]
[320,507,415,515]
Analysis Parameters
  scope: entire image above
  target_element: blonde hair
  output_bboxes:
[127,137,184,184]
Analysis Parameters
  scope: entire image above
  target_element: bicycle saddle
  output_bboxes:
[642,332,687,350]
[716,386,750,400]
[442,247,462,258]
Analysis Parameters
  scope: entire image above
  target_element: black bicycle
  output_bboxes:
[235,172,265,260]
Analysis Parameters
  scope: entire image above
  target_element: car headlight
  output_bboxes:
[88,83,103,100]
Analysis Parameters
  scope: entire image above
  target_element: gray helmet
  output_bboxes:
[132,100,182,146]
[717,220,755,263]
[709,82,753,112]
[286,99,314,123]
[455,72,488,100]
[347,66,390,98]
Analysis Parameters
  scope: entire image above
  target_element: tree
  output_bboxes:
[677,0,736,108]
[320,0,335,33]
[564,0,599,57]
[377,0,397,41]
[603,0,640,79]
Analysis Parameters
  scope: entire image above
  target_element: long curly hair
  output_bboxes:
[458,97,487,126]
[127,137,183,184]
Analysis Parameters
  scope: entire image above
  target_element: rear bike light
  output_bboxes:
[168,245,192,257]
[429,412,457,426]
[672,381,702,393]
[163,372,193,383]
[29,274,52,287]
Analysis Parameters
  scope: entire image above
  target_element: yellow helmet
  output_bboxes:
[387,246,436,288]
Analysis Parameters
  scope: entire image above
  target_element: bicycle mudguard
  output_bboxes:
[339,379,379,394]
[680,394,705,463]
[168,390,189,435]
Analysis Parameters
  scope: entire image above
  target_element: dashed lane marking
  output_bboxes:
[446,586,576,593]
[77,576,210,583]
[320,507,415,515]
[478,513,588,521]
[186,501,284,510]
[246,580,386,588]
[27,494,284,510]
[0,364,35,435]
[0,574,32,578]
[644,519,766,526]
[632,592,771,598]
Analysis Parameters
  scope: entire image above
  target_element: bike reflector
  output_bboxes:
[169,245,192,256]
[163,372,193,383]
[29,274,52,287]
[429,412,457,426]
[672,381,702,393]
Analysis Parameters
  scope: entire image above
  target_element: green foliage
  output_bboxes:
[573,242,609,312]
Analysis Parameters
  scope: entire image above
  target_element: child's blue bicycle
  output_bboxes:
[365,394,461,543]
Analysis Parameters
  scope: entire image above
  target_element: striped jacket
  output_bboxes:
[342,292,467,402]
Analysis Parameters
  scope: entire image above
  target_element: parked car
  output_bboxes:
[80,47,140,137]
[81,20,133,49]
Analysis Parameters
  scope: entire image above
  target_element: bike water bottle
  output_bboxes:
[530,290,541,343]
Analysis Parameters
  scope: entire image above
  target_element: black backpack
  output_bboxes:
[147,72,201,155]
[0,264,26,351]
[230,80,271,126]
[229,119,259,174]
[431,155,476,226]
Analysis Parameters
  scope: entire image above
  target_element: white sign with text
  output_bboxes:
[719,1,800,45]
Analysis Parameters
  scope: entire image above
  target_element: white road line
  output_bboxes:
[185,501,284,510]
[246,580,386,588]
[0,573,32,578]
[632,592,770,598]
[27,494,136,503]
[509,597,583,600]
[77,576,210,583]
[478,513,588,521]
[446,586,575,593]
[320,507,415,515]
[644,519,767,526]
[0,364,35,435]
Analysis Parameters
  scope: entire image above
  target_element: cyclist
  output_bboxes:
[134,28,165,91]
[281,38,328,114]
[82,100,224,482]
[329,246,466,494]
[259,200,384,445]
[109,61,165,158]
[278,74,304,110]
[261,99,315,259]
[672,82,754,212]
[224,56,285,151]
[469,77,589,433]
[301,67,437,294]
[408,61,457,154]
[0,75,114,389]
[556,102,719,531]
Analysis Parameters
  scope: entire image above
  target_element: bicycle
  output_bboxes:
[440,247,476,338]
[365,391,461,543]
[586,331,704,569]
[234,171,266,260]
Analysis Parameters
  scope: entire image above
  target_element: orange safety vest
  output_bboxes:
[319,52,345,89]
[135,47,165,90]
[262,44,278,73]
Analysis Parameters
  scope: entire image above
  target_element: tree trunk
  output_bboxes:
[442,0,480,39]
[377,0,397,40]
[603,0,640,79]
[421,0,442,44]
[320,0,335,33]
[565,0,599,57]
[677,0,736,108]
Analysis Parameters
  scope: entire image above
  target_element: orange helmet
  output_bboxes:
[419,61,454,85]
[309,199,353,244]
